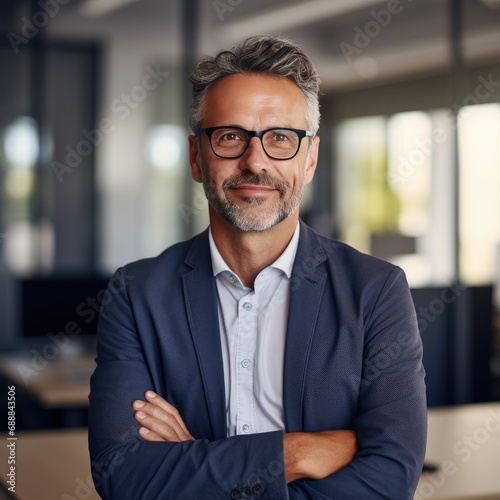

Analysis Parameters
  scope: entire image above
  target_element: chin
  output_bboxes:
[225,210,290,232]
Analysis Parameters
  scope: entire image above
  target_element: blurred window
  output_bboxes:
[458,103,500,285]
[0,116,48,274]
[335,108,458,286]
[143,124,187,255]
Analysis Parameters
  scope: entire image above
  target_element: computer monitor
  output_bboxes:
[20,275,111,338]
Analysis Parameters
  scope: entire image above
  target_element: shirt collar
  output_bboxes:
[209,223,300,279]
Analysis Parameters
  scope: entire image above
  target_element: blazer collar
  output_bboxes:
[284,221,328,432]
[183,229,227,440]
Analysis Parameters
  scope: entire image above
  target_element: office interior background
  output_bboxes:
[1,0,500,497]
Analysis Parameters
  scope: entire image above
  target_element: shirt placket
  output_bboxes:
[235,292,257,435]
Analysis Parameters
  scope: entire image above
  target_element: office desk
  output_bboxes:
[0,396,498,499]
[0,429,99,500]
[416,402,500,499]
[0,354,95,408]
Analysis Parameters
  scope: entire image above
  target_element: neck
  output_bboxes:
[210,210,299,288]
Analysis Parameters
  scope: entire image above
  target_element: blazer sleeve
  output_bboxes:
[287,267,427,500]
[88,267,289,500]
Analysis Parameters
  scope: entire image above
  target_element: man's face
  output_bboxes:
[189,73,319,232]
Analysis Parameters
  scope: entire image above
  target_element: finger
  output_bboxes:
[144,391,195,439]
[134,410,191,442]
[133,392,195,440]
[144,391,177,413]
[134,410,180,440]
[132,399,147,410]
[138,426,166,442]
[134,403,185,434]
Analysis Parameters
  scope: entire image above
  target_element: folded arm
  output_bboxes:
[90,361,289,498]
[91,364,355,499]
[132,390,357,484]
[285,267,427,499]
[89,264,426,499]
[89,268,355,499]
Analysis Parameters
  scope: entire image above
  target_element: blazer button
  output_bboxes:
[242,486,251,497]
[230,489,242,499]
[252,484,264,495]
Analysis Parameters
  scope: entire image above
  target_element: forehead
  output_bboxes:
[201,73,307,128]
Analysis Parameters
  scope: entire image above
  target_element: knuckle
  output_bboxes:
[163,404,179,417]
[150,406,164,419]
[165,413,178,426]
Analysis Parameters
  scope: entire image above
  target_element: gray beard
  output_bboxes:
[202,170,305,232]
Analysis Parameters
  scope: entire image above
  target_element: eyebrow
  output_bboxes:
[206,124,297,130]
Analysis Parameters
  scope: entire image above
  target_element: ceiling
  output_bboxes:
[4,0,500,91]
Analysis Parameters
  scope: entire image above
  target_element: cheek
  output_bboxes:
[209,160,241,182]
[201,162,230,189]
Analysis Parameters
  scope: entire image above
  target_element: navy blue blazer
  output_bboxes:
[89,221,427,499]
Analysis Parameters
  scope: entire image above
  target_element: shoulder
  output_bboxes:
[299,222,401,273]
[297,222,407,291]
[112,229,210,293]
[297,223,414,326]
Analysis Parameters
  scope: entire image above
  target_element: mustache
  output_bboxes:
[222,172,290,194]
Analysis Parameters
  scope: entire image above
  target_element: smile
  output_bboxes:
[232,184,275,190]
[229,184,277,196]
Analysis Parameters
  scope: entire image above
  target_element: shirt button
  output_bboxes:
[229,274,236,283]
[243,302,252,311]
[241,359,250,368]
[242,424,250,433]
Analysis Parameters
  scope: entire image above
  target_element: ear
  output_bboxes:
[304,135,320,185]
[189,135,203,183]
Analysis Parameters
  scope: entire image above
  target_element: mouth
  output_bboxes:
[223,173,287,198]
[230,184,277,196]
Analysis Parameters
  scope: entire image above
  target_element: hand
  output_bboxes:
[284,430,357,483]
[132,391,195,442]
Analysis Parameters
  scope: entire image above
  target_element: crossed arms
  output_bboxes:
[132,390,357,484]
[89,253,427,499]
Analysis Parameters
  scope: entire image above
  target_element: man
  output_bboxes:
[89,35,426,499]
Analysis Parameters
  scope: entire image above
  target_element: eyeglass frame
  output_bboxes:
[194,126,314,160]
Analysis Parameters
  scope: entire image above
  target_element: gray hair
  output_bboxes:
[190,35,321,135]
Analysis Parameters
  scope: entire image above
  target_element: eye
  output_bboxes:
[272,132,290,142]
[265,130,299,148]
[267,129,298,143]
[221,132,243,141]
[214,129,247,144]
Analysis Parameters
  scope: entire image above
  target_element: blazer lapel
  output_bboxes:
[283,222,327,432]
[182,231,227,440]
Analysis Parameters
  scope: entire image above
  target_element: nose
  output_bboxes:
[240,136,268,173]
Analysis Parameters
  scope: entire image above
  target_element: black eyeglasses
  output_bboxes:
[194,126,313,160]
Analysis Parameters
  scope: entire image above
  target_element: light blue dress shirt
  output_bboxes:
[209,224,300,437]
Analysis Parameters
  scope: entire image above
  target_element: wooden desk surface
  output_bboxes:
[0,401,498,499]
[0,354,95,408]
[416,402,500,499]
[0,429,99,500]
